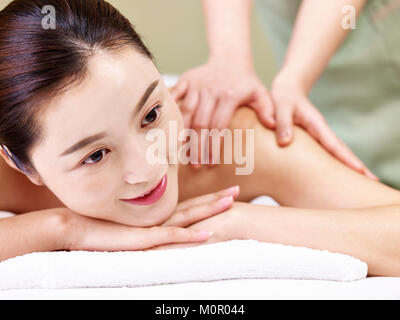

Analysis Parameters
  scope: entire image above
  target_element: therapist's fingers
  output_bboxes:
[180,89,199,129]
[192,90,216,131]
[191,90,217,168]
[209,98,237,166]
[274,101,295,146]
[251,87,276,129]
[170,79,188,102]
[210,97,237,130]
[297,101,378,180]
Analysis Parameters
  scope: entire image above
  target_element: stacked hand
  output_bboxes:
[57,186,240,252]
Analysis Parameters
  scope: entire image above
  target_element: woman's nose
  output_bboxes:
[122,142,163,185]
[124,165,161,185]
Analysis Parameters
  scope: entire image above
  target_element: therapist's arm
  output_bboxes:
[270,0,374,178]
[172,0,374,181]
[171,0,275,143]
[276,0,367,93]
[203,0,253,68]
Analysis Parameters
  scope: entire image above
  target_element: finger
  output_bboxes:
[175,185,240,211]
[180,89,199,129]
[139,226,214,249]
[162,195,234,227]
[299,105,373,178]
[192,90,216,130]
[274,102,294,146]
[187,129,201,168]
[208,99,236,167]
[70,218,212,252]
[364,168,379,181]
[147,242,201,251]
[317,129,371,177]
[251,88,276,129]
[192,128,208,168]
[210,97,237,130]
[170,79,188,102]
[192,91,217,167]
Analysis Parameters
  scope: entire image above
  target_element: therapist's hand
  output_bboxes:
[171,60,275,131]
[270,74,378,180]
[171,59,275,167]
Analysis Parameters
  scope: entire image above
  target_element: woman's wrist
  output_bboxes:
[43,207,76,251]
[228,202,263,240]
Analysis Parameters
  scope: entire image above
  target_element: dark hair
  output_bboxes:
[0,0,153,174]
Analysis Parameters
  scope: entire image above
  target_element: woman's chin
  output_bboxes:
[121,205,176,227]
[117,189,179,227]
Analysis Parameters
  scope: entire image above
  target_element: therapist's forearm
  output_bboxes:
[202,0,253,68]
[277,0,367,93]
[237,203,400,276]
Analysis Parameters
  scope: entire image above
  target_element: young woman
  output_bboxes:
[0,0,399,276]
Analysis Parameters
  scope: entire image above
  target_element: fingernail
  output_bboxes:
[223,186,240,196]
[269,120,276,129]
[197,231,213,239]
[279,129,292,144]
[216,195,234,207]
[365,169,379,181]
[350,159,364,172]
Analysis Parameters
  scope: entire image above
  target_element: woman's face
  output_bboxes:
[29,46,184,226]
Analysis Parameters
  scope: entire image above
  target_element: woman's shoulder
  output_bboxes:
[229,106,259,131]
[0,158,63,214]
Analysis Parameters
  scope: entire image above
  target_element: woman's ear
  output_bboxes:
[0,146,44,186]
[0,146,20,172]
[24,171,44,186]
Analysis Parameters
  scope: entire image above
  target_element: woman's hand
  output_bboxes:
[170,59,275,168]
[270,73,377,180]
[161,185,240,227]
[148,201,247,251]
[57,186,240,252]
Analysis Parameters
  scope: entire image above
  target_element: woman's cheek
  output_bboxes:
[160,103,183,163]
[69,175,114,214]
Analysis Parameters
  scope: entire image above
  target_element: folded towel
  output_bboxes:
[0,211,14,219]
[0,239,367,289]
[0,196,368,289]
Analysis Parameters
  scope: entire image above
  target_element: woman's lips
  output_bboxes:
[121,175,167,206]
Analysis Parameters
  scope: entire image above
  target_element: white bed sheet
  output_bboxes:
[1,277,399,300]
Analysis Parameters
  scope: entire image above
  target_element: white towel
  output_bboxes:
[0,211,14,219]
[0,239,367,290]
[0,196,368,289]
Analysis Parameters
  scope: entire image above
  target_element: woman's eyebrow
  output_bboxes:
[59,132,107,157]
[59,80,160,158]
[133,79,159,116]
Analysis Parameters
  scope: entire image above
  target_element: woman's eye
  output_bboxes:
[82,149,109,166]
[141,105,162,127]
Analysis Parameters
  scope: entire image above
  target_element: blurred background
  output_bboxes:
[0,0,277,86]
